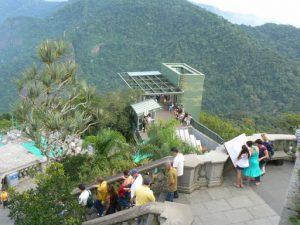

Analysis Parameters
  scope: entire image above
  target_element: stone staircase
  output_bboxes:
[176,128,202,150]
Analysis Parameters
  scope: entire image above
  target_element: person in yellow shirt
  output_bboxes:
[0,188,9,208]
[94,177,108,216]
[134,176,155,224]
[135,176,155,206]
[165,162,177,202]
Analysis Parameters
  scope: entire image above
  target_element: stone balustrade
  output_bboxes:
[83,202,193,225]
[247,134,297,153]
[18,163,44,181]
[77,150,228,224]
[280,151,300,225]
[179,151,228,193]
[1,160,47,188]
[81,151,228,196]
[79,156,173,197]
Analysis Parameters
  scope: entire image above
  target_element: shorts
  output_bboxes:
[236,165,244,171]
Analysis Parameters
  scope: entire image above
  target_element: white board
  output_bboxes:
[224,133,248,167]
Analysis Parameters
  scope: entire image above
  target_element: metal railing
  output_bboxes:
[190,118,224,144]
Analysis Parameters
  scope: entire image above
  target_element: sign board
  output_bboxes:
[224,133,248,167]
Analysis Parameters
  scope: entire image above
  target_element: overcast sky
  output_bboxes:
[189,0,300,27]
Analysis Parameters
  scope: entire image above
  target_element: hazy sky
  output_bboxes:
[189,0,300,27]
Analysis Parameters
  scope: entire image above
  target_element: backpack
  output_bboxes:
[264,141,274,156]
[86,190,94,208]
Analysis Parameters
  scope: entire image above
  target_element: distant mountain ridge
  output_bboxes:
[191,2,265,26]
[0,0,300,117]
[0,0,66,23]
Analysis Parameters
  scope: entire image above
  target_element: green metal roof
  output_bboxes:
[118,71,183,96]
[131,99,162,116]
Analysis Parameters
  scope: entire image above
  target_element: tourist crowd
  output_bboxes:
[77,147,184,219]
[169,104,192,126]
[235,133,275,188]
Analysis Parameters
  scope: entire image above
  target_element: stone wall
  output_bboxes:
[280,150,300,225]
[83,202,193,225]
[179,151,228,193]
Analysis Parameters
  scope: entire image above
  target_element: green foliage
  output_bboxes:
[8,163,84,225]
[0,119,11,132]
[289,166,300,225]
[144,119,199,159]
[60,153,92,184]
[242,23,300,61]
[200,112,256,141]
[83,129,130,158]
[0,112,12,132]
[1,0,300,118]
[62,129,135,184]
[85,90,142,140]
[14,40,97,158]
[0,0,66,23]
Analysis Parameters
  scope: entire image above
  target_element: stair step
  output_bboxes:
[189,134,197,147]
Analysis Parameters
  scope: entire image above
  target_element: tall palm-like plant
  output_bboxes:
[14,40,98,159]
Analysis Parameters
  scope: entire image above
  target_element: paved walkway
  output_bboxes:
[252,161,294,215]
[0,208,13,225]
[175,161,294,225]
[0,161,294,225]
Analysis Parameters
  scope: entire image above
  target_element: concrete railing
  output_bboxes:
[80,156,173,197]
[0,160,47,188]
[247,134,297,153]
[83,202,193,225]
[81,151,228,224]
[280,150,300,225]
[179,151,228,193]
[81,151,228,196]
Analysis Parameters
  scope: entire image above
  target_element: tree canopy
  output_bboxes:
[0,0,300,119]
[14,40,97,158]
[8,163,84,225]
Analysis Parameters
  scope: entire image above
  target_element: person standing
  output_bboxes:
[142,115,147,133]
[296,125,300,149]
[261,133,274,157]
[135,176,155,206]
[171,147,184,198]
[129,169,143,205]
[94,177,108,217]
[135,176,155,225]
[104,184,119,215]
[243,141,262,185]
[78,184,90,207]
[235,145,250,188]
[255,139,269,175]
[165,162,177,202]
[0,188,9,208]
[118,170,133,209]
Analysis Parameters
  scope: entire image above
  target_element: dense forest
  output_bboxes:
[0,0,66,22]
[0,0,300,120]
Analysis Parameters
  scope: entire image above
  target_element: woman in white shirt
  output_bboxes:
[78,184,90,206]
[235,145,250,188]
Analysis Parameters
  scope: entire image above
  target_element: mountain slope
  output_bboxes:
[241,24,300,61]
[0,0,66,23]
[0,0,300,116]
[191,2,265,26]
